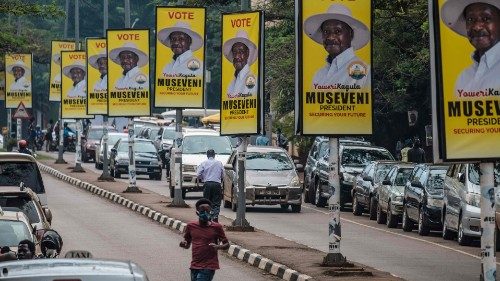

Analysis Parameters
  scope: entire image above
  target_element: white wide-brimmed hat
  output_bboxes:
[157,21,204,51]
[303,4,370,50]
[53,53,61,65]
[441,0,500,36]
[222,30,258,65]
[6,60,30,74]
[88,51,107,70]
[109,42,148,68]
[62,61,86,78]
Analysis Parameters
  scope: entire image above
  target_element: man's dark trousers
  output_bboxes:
[203,181,222,221]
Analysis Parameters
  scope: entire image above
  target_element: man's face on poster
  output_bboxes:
[12,66,25,80]
[97,57,108,76]
[320,19,353,57]
[70,67,85,84]
[118,51,139,73]
[231,42,249,72]
[464,3,500,54]
[168,31,192,56]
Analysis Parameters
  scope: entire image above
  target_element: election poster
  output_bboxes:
[49,41,76,101]
[86,38,108,115]
[434,0,500,160]
[0,71,5,101]
[220,11,263,135]
[60,51,93,119]
[296,0,372,135]
[155,6,206,108]
[107,29,150,117]
[4,53,32,109]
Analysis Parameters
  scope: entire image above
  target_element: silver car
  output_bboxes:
[222,146,303,213]
[95,132,127,170]
[377,163,414,228]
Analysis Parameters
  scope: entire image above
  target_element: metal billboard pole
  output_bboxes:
[73,0,85,173]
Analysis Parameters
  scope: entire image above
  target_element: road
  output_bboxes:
[44,151,497,281]
[44,173,277,281]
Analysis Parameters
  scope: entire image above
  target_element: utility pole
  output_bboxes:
[480,163,496,281]
[73,0,85,173]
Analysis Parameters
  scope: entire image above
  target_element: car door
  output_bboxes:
[304,141,320,190]
[405,166,422,219]
[316,142,330,193]
[223,152,237,201]
[412,169,428,220]
[360,164,375,206]
[379,167,396,210]
[446,164,465,229]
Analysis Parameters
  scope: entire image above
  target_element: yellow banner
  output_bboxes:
[107,29,150,117]
[436,0,500,160]
[4,53,32,109]
[50,41,76,101]
[221,11,262,135]
[0,71,5,101]
[61,51,93,119]
[86,38,108,115]
[299,0,372,135]
[155,7,206,108]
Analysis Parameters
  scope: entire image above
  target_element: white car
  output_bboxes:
[95,132,128,169]
[169,129,233,198]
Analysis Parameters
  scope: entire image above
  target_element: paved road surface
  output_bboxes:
[44,151,497,281]
[44,173,277,281]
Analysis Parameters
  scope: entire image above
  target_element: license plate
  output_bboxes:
[264,190,279,195]
[136,168,147,172]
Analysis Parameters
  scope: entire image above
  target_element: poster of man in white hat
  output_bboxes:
[304,3,371,89]
[109,42,149,90]
[223,30,258,98]
[50,41,76,101]
[4,53,33,109]
[440,0,500,94]
[63,61,86,98]
[89,50,107,92]
[6,60,31,92]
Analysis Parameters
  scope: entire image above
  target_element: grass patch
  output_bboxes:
[35,153,55,161]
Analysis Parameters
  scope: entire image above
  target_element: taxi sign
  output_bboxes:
[64,250,93,259]
[12,102,30,119]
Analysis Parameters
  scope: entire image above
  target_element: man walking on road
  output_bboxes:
[408,139,426,163]
[180,198,229,281]
[196,149,224,222]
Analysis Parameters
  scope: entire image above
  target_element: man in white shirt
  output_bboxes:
[109,42,149,91]
[158,22,203,77]
[196,149,224,222]
[88,51,108,92]
[441,0,500,96]
[6,61,31,92]
[223,30,258,98]
[304,4,371,89]
[62,61,86,98]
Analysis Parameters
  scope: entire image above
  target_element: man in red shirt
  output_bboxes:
[180,198,229,281]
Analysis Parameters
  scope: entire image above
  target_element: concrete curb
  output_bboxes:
[38,163,313,281]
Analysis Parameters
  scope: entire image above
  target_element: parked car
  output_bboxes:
[0,153,47,206]
[81,125,117,163]
[95,132,128,169]
[169,129,232,199]
[401,164,449,236]
[352,160,399,219]
[0,209,37,253]
[376,163,414,227]
[222,146,303,212]
[304,139,394,208]
[109,138,162,180]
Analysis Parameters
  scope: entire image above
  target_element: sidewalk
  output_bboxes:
[38,155,402,281]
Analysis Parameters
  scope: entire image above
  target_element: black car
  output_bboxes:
[402,164,450,235]
[109,138,162,180]
[352,161,398,219]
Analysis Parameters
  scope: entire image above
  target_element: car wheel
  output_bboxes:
[457,215,472,246]
[402,205,414,232]
[223,199,231,208]
[308,182,316,205]
[181,189,186,199]
[417,207,430,236]
[82,152,88,163]
[169,187,174,199]
[369,197,377,220]
[442,210,454,240]
[376,201,386,224]
[352,193,363,216]
[231,192,237,212]
[303,183,310,203]
[291,204,301,213]
[314,181,326,207]
[280,204,289,210]
[155,173,162,181]
[95,161,99,169]
[386,203,398,228]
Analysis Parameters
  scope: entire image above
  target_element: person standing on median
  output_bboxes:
[196,149,224,222]
[180,198,229,281]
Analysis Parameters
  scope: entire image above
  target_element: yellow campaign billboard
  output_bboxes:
[435,0,500,160]
[86,38,108,115]
[60,51,93,119]
[49,41,76,101]
[107,29,150,117]
[0,71,5,101]
[155,7,206,108]
[297,0,372,135]
[4,53,32,109]
[220,11,263,135]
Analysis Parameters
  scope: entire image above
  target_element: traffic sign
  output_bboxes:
[12,102,30,119]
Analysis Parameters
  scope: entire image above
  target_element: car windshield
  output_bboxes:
[374,164,393,183]
[107,135,125,147]
[469,163,500,186]
[395,168,413,186]
[149,128,160,139]
[0,220,32,247]
[118,141,157,153]
[342,149,394,167]
[0,196,40,223]
[182,136,232,155]
[0,162,45,193]
[246,152,294,171]
[427,170,447,195]
[88,129,104,140]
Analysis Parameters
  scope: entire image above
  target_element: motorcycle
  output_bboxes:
[64,134,76,152]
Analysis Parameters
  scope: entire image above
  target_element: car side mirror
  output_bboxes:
[224,164,233,170]
[458,173,466,184]
[411,181,423,189]
[111,148,117,154]
[382,179,391,185]
[363,176,373,182]
[43,207,53,224]
[295,164,304,171]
